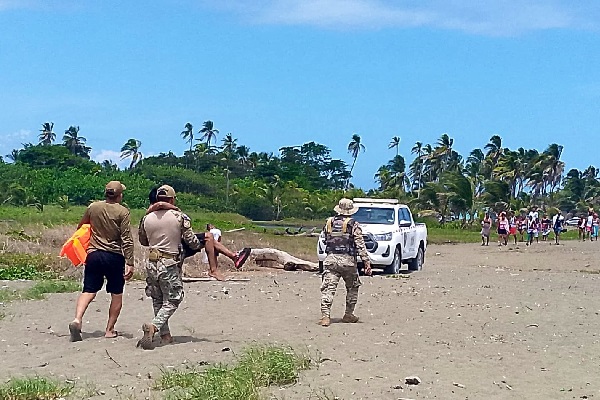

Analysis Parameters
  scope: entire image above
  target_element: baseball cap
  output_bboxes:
[156,184,176,198]
[105,181,126,196]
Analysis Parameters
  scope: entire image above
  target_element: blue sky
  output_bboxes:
[1,0,599,189]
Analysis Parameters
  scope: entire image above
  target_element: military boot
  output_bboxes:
[318,316,331,327]
[342,314,359,323]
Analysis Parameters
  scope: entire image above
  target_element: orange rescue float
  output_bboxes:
[60,224,91,266]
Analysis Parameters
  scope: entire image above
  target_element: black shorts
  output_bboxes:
[498,228,508,235]
[83,250,125,294]
[182,233,207,258]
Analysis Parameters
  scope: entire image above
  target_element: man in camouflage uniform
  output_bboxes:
[137,185,205,349]
[319,198,372,327]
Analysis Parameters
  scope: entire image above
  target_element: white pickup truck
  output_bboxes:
[317,198,428,274]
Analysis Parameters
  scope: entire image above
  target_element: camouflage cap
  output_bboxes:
[334,198,358,215]
[105,181,126,196]
[157,184,176,198]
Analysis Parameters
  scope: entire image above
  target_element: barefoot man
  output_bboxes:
[69,181,135,341]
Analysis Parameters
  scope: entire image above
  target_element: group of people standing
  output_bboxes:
[481,206,567,247]
[67,185,373,346]
[576,210,600,241]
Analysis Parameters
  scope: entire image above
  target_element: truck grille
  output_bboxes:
[363,233,378,253]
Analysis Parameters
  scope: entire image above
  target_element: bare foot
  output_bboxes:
[104,330,118,339]
[208,270,226,281]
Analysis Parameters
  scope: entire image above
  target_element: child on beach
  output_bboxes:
[541,215,551,241]
[481,212,492,246]
[526,215,535,246]
[593,213,599,241]
[517,216,525,242]
[586,210,594,241]
[552,212,564,245]
[579,217,586,241]
[508,213,518,245]
[497,212,509,246]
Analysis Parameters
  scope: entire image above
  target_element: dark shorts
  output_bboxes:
[182,233,207,259]
[498,228,508,235]
[83,250,125,294]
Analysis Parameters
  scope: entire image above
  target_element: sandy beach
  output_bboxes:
[1,240,600,399]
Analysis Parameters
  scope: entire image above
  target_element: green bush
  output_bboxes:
[156,345,311,400]
[236,197,273,221]
[0,253,54,280]
[0,376,73,400]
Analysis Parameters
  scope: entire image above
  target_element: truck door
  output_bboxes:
[399,208,416,256]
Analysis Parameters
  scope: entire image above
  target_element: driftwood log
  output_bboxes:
[250,248,318,272]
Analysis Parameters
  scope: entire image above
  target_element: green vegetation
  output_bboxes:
[2,122,593,232]
[156,344,311,400]
[0,253,55,280]
[0,204,252,232]
[0,280,80,302]
[0,376,73,400]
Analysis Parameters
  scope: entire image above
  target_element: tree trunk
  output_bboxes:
[250,248,318,272]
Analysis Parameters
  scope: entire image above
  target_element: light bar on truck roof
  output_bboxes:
[353,198,399,204]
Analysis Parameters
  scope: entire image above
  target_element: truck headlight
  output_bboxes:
[373,232,392,241]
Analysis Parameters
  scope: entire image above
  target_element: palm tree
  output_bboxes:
[221,133,237,155]
[6,149,20,162]
[384,155,410,192]
[410,141,425,193]
[542,143,565,194]
[120,138,143,169]
[38,122,55,145]
[484,134,503,178]
[248,151,259,169]
[62,126,90,158]
[388,136,401,156]
[435,133,454,168]
[236,145,250,166]
[466,148,485,197]
[421,143,435,183]
[181,122,194,153]
[221,133,238,205]
[347,133,365,179]
[198,120,219,150]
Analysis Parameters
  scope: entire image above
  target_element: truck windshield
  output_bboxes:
[353,207,396,225]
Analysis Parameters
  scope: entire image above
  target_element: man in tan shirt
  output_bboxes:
[69,181,135,342]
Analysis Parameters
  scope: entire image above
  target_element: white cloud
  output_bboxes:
[92,149,129,169]
[0,129,32,150]
[202,0,600,36]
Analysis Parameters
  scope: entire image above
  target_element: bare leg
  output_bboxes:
[70,292,96,341]
[213,240,237,260]
[105,294,122,338]
[204,233,225,281]
[73,292,96,325]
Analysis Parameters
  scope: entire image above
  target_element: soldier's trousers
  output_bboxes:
[145,259,184,336]
[321,255,361,317]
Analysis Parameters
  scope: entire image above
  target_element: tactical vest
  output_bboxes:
[324,216,356,256]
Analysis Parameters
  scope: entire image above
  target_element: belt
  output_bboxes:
[148,248,179,262]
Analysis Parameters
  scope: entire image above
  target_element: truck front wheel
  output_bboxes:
[384,247,401,274]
